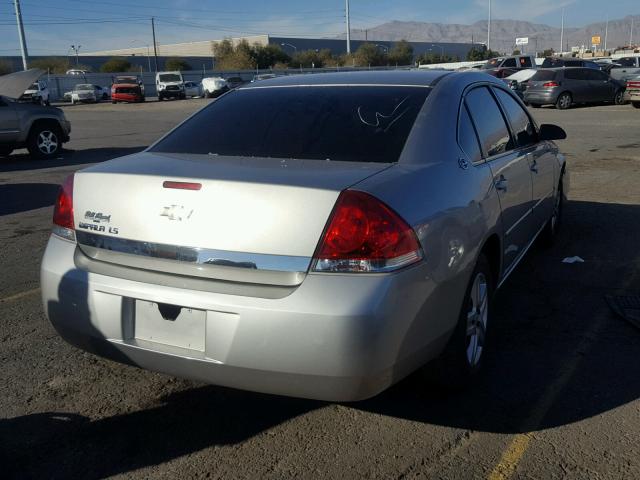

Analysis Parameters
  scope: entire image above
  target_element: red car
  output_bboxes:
[111,76,145,103]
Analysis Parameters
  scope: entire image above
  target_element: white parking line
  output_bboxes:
[0,287,41,304]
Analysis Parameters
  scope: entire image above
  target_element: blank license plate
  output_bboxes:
[135,301,206,351]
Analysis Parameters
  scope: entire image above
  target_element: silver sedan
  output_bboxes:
[41,70,568,401]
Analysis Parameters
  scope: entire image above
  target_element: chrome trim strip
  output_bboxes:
[505,208,532,237]
[242,84,432,90]
[75,231,311,287]
[497,220,547,290]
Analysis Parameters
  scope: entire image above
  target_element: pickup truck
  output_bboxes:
[0,69,71,158]
[610,56,640,82]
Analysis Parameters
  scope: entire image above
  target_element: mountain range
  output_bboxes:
[340,15,639,53]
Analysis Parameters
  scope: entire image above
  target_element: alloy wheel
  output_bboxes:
[37,130,59,155]
[465,272,488,367]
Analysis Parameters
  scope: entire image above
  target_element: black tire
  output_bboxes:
[180,93,186,100]
[530,103,541,108]
[205,90,212,98]
[141,96,146,102]
[540,176,564,247]
[556,92,572,110]
[434,254,493,389]
[158,95,163,101]
[632,101,640,109]
[0,146,13,157]
[111,100,117,104]
[26,123,63,159]
[614,90,626,105]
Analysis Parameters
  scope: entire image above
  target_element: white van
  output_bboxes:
[156,71,185,100]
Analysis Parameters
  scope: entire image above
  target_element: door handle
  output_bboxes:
[494,175,508,192]
[530,159,538,173]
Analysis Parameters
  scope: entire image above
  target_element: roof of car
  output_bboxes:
[240,70,450,89]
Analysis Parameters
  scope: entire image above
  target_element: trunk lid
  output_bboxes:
[73,152,391,284]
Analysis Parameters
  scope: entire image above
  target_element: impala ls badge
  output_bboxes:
[160,205,193,221]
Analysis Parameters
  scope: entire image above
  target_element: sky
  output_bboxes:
[1,0,638,55]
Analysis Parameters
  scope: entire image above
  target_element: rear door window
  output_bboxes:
[493,88,538,148]
[464,87,512,158]
[618,57,637,67]
[457,104,483,163]
[531,70,558,81]
[564,69,588,81]
[502,58,517,68]
[586,70,608,81]
[152,86,430,163]
[519,57,532,68]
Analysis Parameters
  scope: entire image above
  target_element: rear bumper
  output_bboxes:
[112,94,144,102]
[41,235,455,401]
[159,90,183,98]
[524,90,558,105]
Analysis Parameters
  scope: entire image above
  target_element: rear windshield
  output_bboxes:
[115,87,140,94]
[115,77,138,84]
[541,58,562,68]
[531,70,558,81]
[74,84,93,90]
[151,86,430,163]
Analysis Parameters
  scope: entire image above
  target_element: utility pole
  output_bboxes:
[631,17,635,48]
[487,0,492,52]
[560,7,565,55]
[604,16,609,52]
[151,17,159,72]
[13,0,29,70]
[345,0,351,54]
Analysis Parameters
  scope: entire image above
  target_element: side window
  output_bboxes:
[502,58,517,68]
[587,70,607,81]
[520,57,532,68]
[457,104,483,163]
[564,60,580,67]
[493,88,538,148]
[465,87,512,158]
[564,69,586,81]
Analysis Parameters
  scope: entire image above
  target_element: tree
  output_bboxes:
[0,59,13,75]
[388,40,414,65]
[253,44,290,69]
[100,57,132,73]
[416,52,455,65]
[30,57,71,74]
[542,48,555,57]
[512,49,521,55]
[466,47,500,61]
[165,57,192,71]
[213,39,254,70]
[351,43,386,67]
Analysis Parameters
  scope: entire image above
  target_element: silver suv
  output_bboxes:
[0,95,71,158]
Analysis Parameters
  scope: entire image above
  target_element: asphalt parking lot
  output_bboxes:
[1,99,639,479]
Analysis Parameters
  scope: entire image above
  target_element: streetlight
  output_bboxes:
[130,40,151,72]
[430,44,444,57]
[281,42,297,53]
[70,44,81,65]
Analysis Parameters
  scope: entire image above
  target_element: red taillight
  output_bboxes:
[312,190,423,273]
[543,81,559,87]
[52,174,75,240]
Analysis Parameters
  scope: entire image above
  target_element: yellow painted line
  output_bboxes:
[487,315,606,480]
[0,287,41,304]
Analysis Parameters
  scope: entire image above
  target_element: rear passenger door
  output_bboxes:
[0,97,19,144]
[465,86,534,271]
[493,87,555,231]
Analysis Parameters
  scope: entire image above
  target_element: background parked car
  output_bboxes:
[70,83,98,104]
[111,82,145,103]
[156,71,185,100]
[65,69,88,76]
[225,76,245,89]
[19,80,50,106]
[525,67,626,109]
[608,57,640,82]
[184,81,202,98]
[94,85,110,100]
[627,76,640,108]
[541,57,600,69]
[503,69,537,101]
[201,77,228,97]
[482,55,536,77]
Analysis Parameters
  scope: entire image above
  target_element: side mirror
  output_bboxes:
[539,123,567,141]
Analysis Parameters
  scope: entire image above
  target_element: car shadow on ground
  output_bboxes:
[2,200,639,479]
[0,183,61,216]
[0,146,145,173]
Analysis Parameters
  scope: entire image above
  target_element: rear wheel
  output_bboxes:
[632,101,640,109]
[530,103,541,108]
[435,254,493,388]
[556,92,572,110]
[614,90,625,105]
[27,123,63,159]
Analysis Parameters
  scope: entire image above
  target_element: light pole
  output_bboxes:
[281,42,298,53]
[431,44,444,57]
[487,0,492,52]
[130,40,151,72]
[70,44,81,65]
